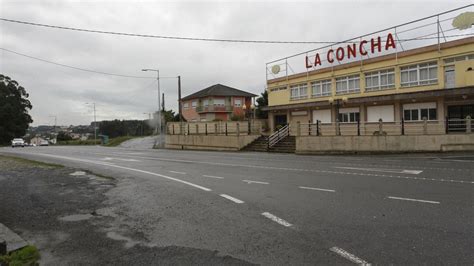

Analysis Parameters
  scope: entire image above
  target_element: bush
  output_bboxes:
[0,245,40,266]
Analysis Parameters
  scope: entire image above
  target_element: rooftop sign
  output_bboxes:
[305,33,396,69]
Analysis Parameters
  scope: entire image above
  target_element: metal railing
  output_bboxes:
[167,120,263,136]
[268,124,290,147]
[295,117,473,137]
[196,105,233,113]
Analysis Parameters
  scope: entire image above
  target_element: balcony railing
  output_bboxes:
[196,105,233,113]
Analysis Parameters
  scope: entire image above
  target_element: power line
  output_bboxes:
[0,17,345,44]
[0,47,154,79]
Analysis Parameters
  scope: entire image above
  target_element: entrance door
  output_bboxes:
[274,115,287,128]
[447,105,474,132]
[444,66,455,89]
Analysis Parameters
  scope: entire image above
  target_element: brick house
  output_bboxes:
[181,84,257,122]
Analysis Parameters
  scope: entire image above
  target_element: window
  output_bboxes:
[183,102,189,109]
[192,101,197,108]
[365,69,395,91]
[312,109,331,123]
[269,86,287,92]
[336,75,360,94]
[234,99,242,107]
[443,54,474,64]
[203,99,209,107]
[290,84,308,100]
[311,79,332,97]
[367,105,394,122]
[338,108,359,123]
[214,99,225,106]
[403,102,437,121]
[401,61,438,87]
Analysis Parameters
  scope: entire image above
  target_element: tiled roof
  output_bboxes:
[182,84,257,101]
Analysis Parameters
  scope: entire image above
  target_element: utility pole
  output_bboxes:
[178,75,182,122]
[142,69,162,148]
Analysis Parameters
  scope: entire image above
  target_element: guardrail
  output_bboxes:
[268,124,289,147]
[295,117,473,136]
[167,120,263,136]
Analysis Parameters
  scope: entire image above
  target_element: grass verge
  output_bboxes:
[0,245,40,266]
[57,139,97,145]
[0,155,64,169]
[103,136,137,147]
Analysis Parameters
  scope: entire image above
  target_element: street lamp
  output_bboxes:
[142,68,163,148]
[85,102,97,145]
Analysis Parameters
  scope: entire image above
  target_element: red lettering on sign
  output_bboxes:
[371,36,382,53]
[327,49,334,63]
[336,47,345,61]
[314,53,322,66]
[347,44,357,59]
[305,56,312,69]
[359,40,368,56]
[385,33,396,50]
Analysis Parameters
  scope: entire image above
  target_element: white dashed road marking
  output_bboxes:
[329,246,370,265]
[299,186,335,192]
[203,175,224,179]
[387,196,440,204]
[261,212,292,227]
[220,194,244,204]
[243,180,269,185]
[169,171,186,175]
[336,166,423,175]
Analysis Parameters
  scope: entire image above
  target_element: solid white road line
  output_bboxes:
[25,153,212,192]
[202,175,224,179]
[220,194,244,204]
[243,180,269,185]
[261,212,292,227]
[329,246,370,265]
[387,196,440,204]
[335,166,423,175]
[299,186,335,192]
[169,171,186,175]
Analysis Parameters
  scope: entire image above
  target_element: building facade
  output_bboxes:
[265,37,474,133]
[181,84,257,122]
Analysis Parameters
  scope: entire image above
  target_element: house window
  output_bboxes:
[311,79,332,97]
[214,99,225,106]
[203,99,209,107]
[192,101,197,108]
[269,86,287,92]
[403,102,437,121]
[365,69,395,91]
[290,84,308,100]
[234,99,242,107]
[401,61,438,87]
[336,75,360,94]
[338,108,360,123]
[443,53,474,64]
[183,102,189,109]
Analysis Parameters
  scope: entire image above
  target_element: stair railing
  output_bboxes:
[268,124,290,148]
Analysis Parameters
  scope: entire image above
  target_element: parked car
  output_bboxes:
[11,138,25,148]
[39,140,49,146]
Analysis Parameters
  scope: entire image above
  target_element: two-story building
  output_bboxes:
[181,84,257,122]
[265,37,474,132]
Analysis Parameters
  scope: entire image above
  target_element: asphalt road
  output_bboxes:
[1,146,473,265]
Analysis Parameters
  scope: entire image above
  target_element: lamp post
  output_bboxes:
[142,69,162,148]
[85,102,97,145]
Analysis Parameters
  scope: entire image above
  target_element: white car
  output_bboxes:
[11,138,25,148]
[39,140,49,146]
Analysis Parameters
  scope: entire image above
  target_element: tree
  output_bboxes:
[57,131,72,141]
[256,90,268,119]
[0,74,33,145]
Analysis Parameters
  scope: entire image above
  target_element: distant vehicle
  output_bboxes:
[11,138,25,148]
[39,140,49,146]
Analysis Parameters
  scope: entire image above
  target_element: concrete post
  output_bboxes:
[423,117,428,135]
[378,119,383,135]
[215,123,218,135]
[336,119,340,136]
[236,122,240,136]
[467,116,472,133]
[296,121,301,136]
[195,124,199,135]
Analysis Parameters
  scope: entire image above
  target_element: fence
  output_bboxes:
[295,117,473,136]
[167,120,264,136]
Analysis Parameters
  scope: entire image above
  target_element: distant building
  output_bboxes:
[181,84,257,122]
[30,136,46,146]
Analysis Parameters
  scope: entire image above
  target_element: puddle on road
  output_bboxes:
[106,232,139,248]
[59,213,93,222]
[69,171,86,176]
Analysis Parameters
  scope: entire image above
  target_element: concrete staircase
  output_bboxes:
[243,136,296,153]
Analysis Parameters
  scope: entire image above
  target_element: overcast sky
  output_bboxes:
[0,0,472,126]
